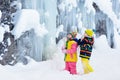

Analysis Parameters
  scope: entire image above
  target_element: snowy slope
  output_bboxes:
[0,36,120,80]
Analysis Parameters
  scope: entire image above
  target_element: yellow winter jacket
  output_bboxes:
[64,40,78,62]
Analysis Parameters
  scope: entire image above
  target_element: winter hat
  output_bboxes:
[85,29,94,37]
[67,33,73,40]
[71,31,77,38]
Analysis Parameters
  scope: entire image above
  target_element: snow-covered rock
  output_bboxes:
[12,9,48,39]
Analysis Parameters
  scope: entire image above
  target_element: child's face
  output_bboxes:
[72,32,77,38]
[73,33,77,38]
[67,34,72,39]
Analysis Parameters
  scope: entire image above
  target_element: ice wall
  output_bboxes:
[57,0,120,48]
[18,0,57,60]
[15,0,120,62]
[12,9,48,61]
[57,0,95,41]
[57,0,95,33]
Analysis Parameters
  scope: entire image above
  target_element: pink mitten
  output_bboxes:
[62,49,67,53]
[62,46,66,50]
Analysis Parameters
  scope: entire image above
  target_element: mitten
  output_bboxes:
[62,46,66,50]
[62,49,67,53]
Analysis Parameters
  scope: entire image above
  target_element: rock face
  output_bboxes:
[0,0,28,66]
[93,2,114,48]
[0,0,15,28]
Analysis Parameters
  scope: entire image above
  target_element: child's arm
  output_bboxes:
[84,37,94,45]
[66,43,77,54]
[61,45,67,53]
[77,39,81,45]
[78,35,86,45]
[78,38,86,45]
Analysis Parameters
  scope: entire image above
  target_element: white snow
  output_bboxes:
[7,38,11,46]
[4,25,10,32]
[0,35,120,80]
[12,9,48,39]
[10,1,22,10]
[0,0,120,80]
[0,36,120,80]
[0,11,4,42]
[94,35,111,51]
[0,27,5,42]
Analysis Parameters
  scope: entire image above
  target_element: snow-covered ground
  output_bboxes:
[0,35,120,80]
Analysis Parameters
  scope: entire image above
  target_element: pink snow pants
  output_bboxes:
[65,62,77,74]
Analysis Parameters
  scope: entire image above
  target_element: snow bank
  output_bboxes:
[0,34,120,80]
[12,9,48,39]
[0,27,5,42]
[94,35,111,52]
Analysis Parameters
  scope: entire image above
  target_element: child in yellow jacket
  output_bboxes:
[62,33,78,75]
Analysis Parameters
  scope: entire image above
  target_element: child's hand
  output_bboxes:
[62,49,67,53]
[62,46,66,50]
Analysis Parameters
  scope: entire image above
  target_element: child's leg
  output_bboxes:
[81,58,94,74]
[81,61,89,74]
[65,62,70,71]
[69,62,77,74]
[86,63,94,72]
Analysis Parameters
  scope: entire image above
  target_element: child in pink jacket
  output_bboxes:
[62,33,78,74]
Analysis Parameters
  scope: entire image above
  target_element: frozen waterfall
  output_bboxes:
[16,0,57,61]
[12,0,120,63]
